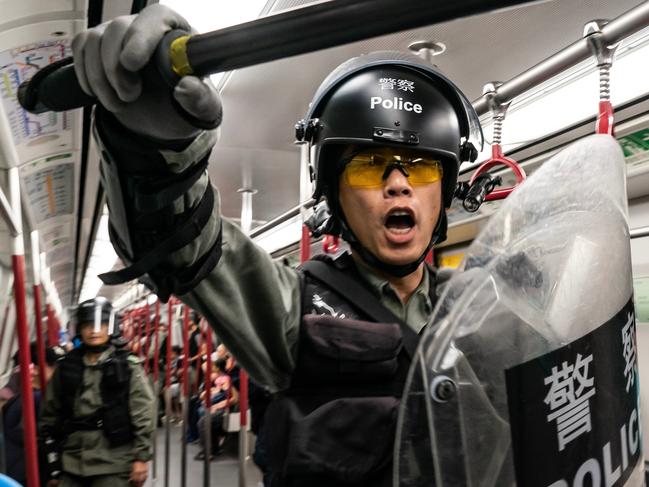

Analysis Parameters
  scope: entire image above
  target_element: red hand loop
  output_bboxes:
[323,235,339,254]
[468,144,526,201]
[596,100,614,136]
[300,224,311,263]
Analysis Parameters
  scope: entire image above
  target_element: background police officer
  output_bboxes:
[70,5,482,485]
[39,298,155,487]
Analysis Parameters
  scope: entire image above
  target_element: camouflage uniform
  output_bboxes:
[39,346,155,487]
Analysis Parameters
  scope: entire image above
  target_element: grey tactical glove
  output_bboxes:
[72,4,222,140]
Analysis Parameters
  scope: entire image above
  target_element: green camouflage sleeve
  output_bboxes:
[128,358,156,462]
[94,110,303,392]
[38,367,63,439]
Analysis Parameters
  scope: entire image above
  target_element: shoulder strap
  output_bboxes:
[58,350,85,414]
[426,263,439,307]
[301,259,420,358]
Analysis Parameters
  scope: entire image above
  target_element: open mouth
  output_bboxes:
[384,208,415,233]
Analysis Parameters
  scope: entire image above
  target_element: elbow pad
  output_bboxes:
[93,106,222,301]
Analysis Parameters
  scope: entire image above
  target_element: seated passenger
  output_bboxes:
[168,345,183,422]
[72,5,482,485]
[39,298,155,487]
[210,357,231,403]
[195,358,237,460]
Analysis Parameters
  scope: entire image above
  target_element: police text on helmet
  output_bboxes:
[370,96,423,113]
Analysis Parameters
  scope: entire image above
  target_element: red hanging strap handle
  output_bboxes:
[322,234,339,254]
[463,82,526,209]
[596,100,614,136]
[585,21,617,136]
[300,224,311,263]
[468,143,526,202]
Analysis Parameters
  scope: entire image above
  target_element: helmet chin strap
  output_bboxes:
[340,209,447,278]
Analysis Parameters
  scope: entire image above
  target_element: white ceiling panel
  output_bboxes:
[208,146,300,223]
[0,1,86,309]
[0,33,82,166]
[40,219,72,247]
[20,154,76,223]
[0,1,85,28]
[211,0,647,230]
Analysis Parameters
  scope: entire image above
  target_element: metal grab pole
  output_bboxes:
[164,299,174,487]
[30,231,46,394]
[238,179,257,487]
[136,310,144,358]
[203,323,213,487]
[52,313,61,344]
[144,303,152,375]
[250,200,314,239]
[0,399,5,476]
[471,0,649,115]
[46,303,57,346]
[298,143,312,264]
[631,226,649,240]
[180,306,191,487]
[151,300,161,483]
[19,0,540,115]
[0,101,40,487]
[0,186,19,237]
[195,327,205,394]
[127,311,135,347]
[238,369,249,487]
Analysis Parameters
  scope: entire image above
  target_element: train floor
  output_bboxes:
[145,420,263,487]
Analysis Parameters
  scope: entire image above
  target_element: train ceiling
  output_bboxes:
[0,0,648,309]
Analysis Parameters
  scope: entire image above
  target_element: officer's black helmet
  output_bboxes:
[297,51,483,211]
[71,297,119,338]
[75,297,113,324]
[295,51,483,276]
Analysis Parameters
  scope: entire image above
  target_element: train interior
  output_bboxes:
[1,0,649,485]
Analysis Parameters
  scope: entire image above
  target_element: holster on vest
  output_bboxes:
[100,352,134,446]
[266,313,409,487]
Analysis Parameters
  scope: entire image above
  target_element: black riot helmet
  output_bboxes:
[71,297,119,341]
[295,51,483,276]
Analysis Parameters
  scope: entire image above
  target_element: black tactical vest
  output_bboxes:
[264,254,436,487]
[57,346,134,446]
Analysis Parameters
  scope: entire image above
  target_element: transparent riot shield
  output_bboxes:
[395,135,644,487]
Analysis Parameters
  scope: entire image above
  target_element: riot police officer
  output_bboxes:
[39,298,155,487]
[70,5,482,486]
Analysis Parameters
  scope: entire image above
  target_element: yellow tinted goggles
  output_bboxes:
[343,149,443,188]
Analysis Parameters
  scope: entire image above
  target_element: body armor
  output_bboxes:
[56,347,134,447]
[265,254,436,487]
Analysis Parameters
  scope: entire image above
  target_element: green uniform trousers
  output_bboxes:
[59,472,131,487]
